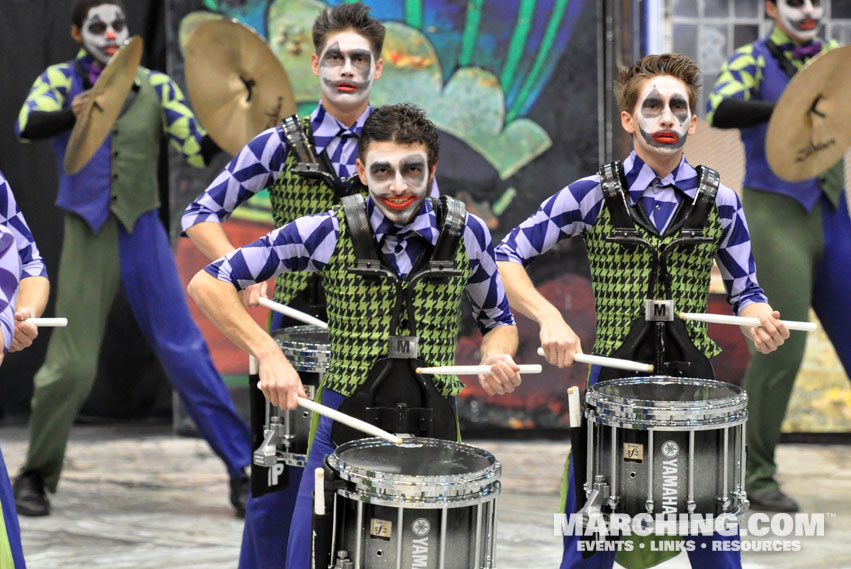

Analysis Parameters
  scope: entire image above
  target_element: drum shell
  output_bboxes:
[590,422,745,517]
[269,325,329,466]
[326,437,501,569]
[584,377,748,519]
[331,494,498,569]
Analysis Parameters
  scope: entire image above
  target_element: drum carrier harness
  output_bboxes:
[330,193,466,446]
[249,113,362,497]
[596,160,721,383]
[571,161,722,529]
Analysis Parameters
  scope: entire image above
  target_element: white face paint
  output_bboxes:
[360,141,431,225]
[632,76,693,156]
[316,31,377,112]
[776,0,824,43]
[80,4,129,65]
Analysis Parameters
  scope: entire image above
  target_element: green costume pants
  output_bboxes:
[741,187,851,494]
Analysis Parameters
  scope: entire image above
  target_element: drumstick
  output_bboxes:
[536,347,654,373]
[679,312,816,332]
[314,468,325,516]
[415,364,543,375]
[25,318,68,327]
[567,386,581,429]
[257,297,328,330]
[254,382,403,444]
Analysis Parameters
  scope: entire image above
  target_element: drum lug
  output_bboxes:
[645,499,654,514]
[687,500,696,514]
[578,475,611,530]
[253,417,285,468]
[716,496,732,513]
[333,550,353,569]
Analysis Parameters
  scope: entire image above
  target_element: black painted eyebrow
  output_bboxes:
[400,157,426,168]
[369,161,393,172]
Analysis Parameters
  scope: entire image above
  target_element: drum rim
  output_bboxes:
[327,437,502,506]
[585,376,747,429]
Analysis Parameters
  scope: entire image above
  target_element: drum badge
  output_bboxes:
[370,519,392,540]
[411,518,431,537]
[623,442,644,462]
[661,440,680,458]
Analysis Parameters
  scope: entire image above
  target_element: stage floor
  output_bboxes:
[1,424,849,568]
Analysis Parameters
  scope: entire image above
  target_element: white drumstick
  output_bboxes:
[415,364,542,375]
[567,386,581,429]
[679,312,816,332]
[25,318,68,327]
[254,382,403,444]
[536,347,654,373]
[258,297,328,330]
[314,468,325,516]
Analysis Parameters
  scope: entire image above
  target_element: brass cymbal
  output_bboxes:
[766,45,851,182]
[64,36,143,175]
[184,19,296,156]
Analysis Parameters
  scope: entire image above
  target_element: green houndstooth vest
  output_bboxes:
[319,204,472,397]
[584,174,724,360]
[268,117,366,305]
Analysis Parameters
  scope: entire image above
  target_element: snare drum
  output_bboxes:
[323,437,501,569]
[253,325,329,469]
[581,376,748,524]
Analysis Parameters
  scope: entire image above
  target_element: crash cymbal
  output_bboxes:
[64,36,143,175]
[184,19,296,156]
[766,46,851,182]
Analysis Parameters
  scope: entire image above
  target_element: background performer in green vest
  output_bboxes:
[496,54,789,569]
[12,0,251,519]
[706,0,850,513]
[187,102,521,569]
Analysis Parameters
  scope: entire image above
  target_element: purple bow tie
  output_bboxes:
[88,63,104,86]
[791,42,822,60]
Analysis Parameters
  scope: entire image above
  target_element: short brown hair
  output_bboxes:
[614,53,701,114]
[359,103,439,169]
[312,2,386,58]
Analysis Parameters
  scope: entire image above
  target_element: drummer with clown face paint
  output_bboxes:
[12,0,249,521]
[187,102,521,569]
[708,0,851,514]
[181,4,439,567]
[496,53,789,569]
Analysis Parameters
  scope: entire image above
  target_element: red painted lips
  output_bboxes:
[652,131,680,145]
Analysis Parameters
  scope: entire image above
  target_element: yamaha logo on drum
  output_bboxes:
[411,518,431,537]
[661,440,679,458]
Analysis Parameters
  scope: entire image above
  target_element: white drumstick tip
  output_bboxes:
[314,468,325,516]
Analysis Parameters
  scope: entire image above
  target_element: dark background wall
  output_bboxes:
[0,0,173,422]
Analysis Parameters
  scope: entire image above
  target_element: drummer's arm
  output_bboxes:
[715,186,789,353]
[493,185,590,368]
[188,271,306,409]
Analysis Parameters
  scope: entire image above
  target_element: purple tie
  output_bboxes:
[791,42,822,60]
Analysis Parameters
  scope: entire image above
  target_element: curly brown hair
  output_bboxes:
[614,53,701,114]
[312,2,386,58]
[358,103,439,169]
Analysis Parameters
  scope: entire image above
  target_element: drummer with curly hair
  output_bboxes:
[187,102,521,569]
[495,53,789,568]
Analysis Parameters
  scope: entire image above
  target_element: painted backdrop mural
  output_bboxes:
[167,0,750,432]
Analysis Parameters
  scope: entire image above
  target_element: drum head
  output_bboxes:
[334,438,493,476]
[327,438,501,507]
[594,376,742,402]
